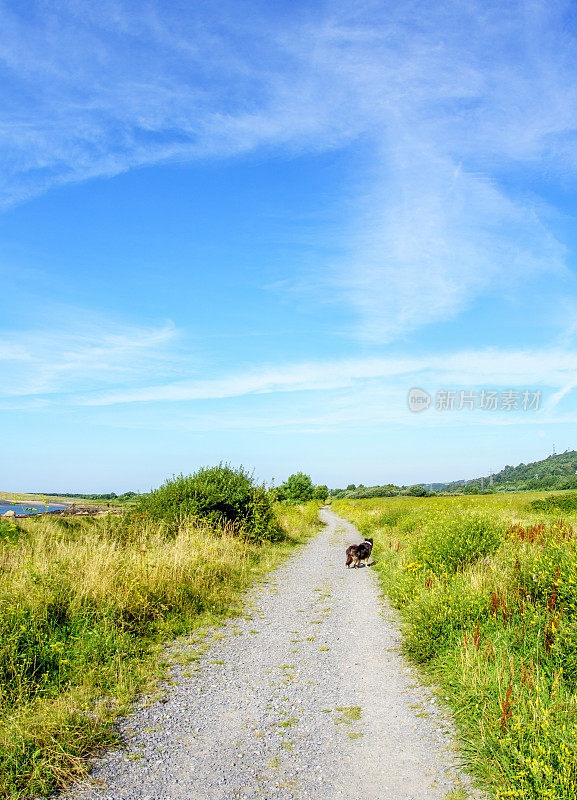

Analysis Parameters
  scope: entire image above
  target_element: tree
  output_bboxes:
[407,484,429,497]
[280,472,315,503]
[313,484,329,501]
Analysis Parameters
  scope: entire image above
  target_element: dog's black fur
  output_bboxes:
[345,537,373,568]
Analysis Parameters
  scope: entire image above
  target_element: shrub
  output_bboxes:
[515,535,577,617]
[0,503,317,797]
[279,472,315,503]
[413,512,504,574]
[313,484,329,501]
[332,495,577,800]
[407,484,430,497]
[529,492,577,515]
[134,464,279,540]
[376,504,413,528]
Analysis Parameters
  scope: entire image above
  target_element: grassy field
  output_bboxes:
[332,492,577,800]
[0,503,320,799]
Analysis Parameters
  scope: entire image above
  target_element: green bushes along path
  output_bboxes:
[333,493,577,800]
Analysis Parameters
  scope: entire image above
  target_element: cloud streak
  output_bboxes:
[0,312,179,397]
[79,347,577,406]
[75,348,577,439]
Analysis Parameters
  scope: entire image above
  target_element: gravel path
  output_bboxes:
[65,508,480,800]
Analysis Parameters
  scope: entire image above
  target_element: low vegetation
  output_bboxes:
[330,482,431,499]
[529,492,577,516]
[333,492,577,800]
[134,464,277,539]
[0,468,320,800]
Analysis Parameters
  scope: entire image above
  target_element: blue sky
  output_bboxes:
[2,0,577,492]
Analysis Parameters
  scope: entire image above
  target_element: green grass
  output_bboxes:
[335,705,362,723]
[333,493,577,800]
[277,717,298,728]
[0,501,320,799]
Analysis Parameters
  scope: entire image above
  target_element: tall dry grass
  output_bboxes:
[0,503,319,799]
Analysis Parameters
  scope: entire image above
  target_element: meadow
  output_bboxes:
[332,492,577,800]
[0,502,319,799]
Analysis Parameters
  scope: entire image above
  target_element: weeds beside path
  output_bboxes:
[333,494,577,800]
[0,503,319,799]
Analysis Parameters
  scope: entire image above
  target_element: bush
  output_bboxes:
[516,534,577,618]
[552,621,577,689]
[313,484,329,501]
[413,512,504,574]
[374,504,412,528]
[529,492,577,515]
[279,472,315,503]
[407,484,430,497]
[134,464,279,540]
[332,494,577,800]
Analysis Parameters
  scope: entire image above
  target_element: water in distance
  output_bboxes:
[0,502,67,516]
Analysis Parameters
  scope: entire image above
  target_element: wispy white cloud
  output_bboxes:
[79,347,577,406]
[75,347,577,438]
[0,311,180,397]
[339,146,567,341]
[543,378,577,414]
[1,0,576,341]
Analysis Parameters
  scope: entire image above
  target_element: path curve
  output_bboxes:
[65,508,478,800]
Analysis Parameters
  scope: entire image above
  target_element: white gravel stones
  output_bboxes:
[63,508,483,800]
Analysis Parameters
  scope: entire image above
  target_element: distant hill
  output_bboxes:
[330,450,577,499]
[441,450,577,494]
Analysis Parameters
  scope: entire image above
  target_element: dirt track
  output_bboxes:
[65,508,480,800]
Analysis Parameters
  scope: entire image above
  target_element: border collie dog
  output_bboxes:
[345,537,373,568]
